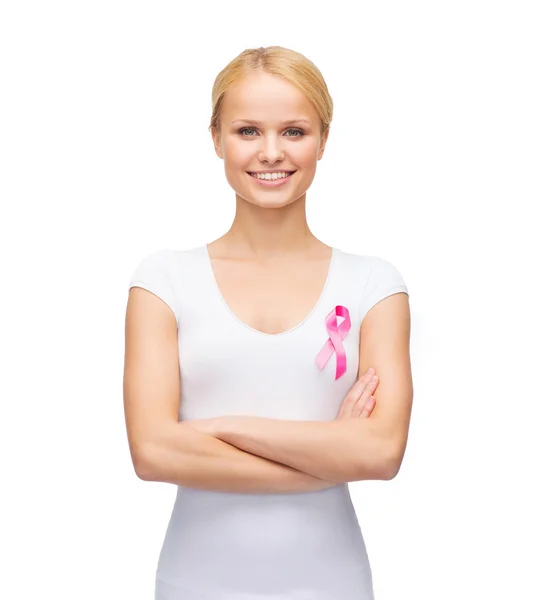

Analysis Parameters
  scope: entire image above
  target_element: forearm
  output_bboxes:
[214,416,392,483]
[137,423,338,494]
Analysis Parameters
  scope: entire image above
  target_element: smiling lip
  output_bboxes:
[246,171,296,187]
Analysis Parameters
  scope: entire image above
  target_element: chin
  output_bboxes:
[248,196,295,208]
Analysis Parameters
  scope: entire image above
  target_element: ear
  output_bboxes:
[317,128,329,161]
[211,127,223,159]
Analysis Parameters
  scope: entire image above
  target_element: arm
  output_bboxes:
[209,292,413,484]
[124,286,337,494]
[140,421,338,494]
[357,291,413,479]
[211,415,391,484]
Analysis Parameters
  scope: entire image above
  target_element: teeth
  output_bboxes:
[250,171,292,180]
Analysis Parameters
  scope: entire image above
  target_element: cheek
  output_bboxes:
[224,141,254,165]
[292,140,320,164]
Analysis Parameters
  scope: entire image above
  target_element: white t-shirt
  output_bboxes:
[128,244,408,600]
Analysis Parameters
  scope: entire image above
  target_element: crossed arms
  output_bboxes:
[124,287,412,494]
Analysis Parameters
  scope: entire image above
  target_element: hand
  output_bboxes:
[181,417,221,435]
[336,368,379,420]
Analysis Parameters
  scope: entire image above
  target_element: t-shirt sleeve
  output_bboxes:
[359,256,409,322]
[128,249,180,328]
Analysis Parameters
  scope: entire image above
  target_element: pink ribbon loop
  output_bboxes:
[315,305,351,380]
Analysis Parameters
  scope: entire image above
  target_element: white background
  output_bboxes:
[1,1,543,598]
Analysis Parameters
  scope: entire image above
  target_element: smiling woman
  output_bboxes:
[207,48,332,212]
[124,45,412,600]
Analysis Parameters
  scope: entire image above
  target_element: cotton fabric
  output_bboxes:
[128,244,408,599]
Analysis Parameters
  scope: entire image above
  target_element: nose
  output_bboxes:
[258,133,285,164]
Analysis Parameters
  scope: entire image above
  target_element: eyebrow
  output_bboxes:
[232,119,311,126]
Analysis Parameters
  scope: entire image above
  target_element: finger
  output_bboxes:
[341,370,377,415]
[340,377,371,417]
[354,393,375,419]
[353,376,379,417]
[360,396,375,418]
[337,377,366,418]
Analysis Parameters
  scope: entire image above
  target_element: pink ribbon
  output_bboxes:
[315,305,351,380]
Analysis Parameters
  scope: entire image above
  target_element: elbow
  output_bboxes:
[382,460,400,481]
[379,456,397,481]
[382,443,406,480]
[351,443,401,482]
[132,444,158,481]
[346,453,391,483]
[135,462,155,482]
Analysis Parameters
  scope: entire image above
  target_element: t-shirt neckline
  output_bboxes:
[200,244,339,338]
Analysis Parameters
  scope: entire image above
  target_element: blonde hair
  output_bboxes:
[209,46,333,137]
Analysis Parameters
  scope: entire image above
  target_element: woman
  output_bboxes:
[124,45,413,600]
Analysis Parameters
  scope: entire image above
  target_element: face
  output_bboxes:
[212,71,328,208]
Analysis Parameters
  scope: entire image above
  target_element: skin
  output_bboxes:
[184,70,379,435]
[210,70,330,259]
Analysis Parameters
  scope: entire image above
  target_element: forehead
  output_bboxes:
[221,72,318,124]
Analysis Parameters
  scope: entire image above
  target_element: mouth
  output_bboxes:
[246,171,296,187]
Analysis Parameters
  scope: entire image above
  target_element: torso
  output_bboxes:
[205,241,335,336]
[134,243,381,597]
[127,242,407,597]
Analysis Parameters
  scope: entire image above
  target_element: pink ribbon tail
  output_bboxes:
[315,305,351,380]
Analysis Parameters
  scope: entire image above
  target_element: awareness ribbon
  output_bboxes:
[315,305,351,380]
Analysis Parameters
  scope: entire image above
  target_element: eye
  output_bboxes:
[238,127,305,138]
[285,128,304,137]
[239,127,258,136]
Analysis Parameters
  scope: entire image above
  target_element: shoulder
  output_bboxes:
[339,249,409,321]
[132,247,175,269]
[127,246,203,328]
[128,248,181,326]
[364,254,407,287]
[339,249,407,284]
[130,246,199,278]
